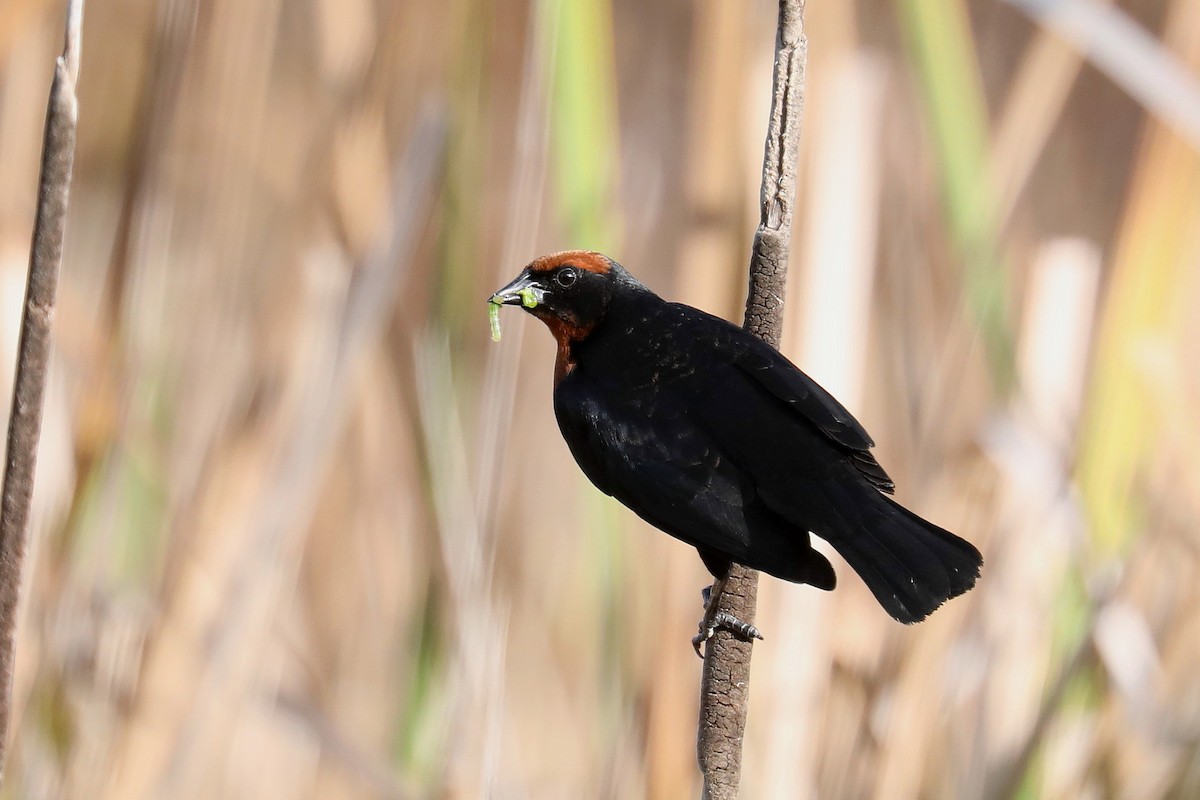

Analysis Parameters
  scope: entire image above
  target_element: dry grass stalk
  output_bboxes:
[697,1,806,797]
[0,0,82,780]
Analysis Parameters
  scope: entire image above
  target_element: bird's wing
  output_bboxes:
[729,338,895,494]
[553,383,756,559]
[732,342,872,448]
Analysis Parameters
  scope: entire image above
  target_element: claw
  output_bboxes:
[692,625,713,658]
[692,583,763,658]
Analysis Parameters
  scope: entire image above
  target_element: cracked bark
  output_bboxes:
[697,2,806,798]
[0,0,83,780]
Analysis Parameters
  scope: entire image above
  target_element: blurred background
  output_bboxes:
[0,0,1198,797]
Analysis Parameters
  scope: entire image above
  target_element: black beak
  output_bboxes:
[489,271,546,308]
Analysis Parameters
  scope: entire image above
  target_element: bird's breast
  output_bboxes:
[538,316,591,387]
[554,338,576,385]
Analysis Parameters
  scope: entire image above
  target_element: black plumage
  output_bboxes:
[491,251,981,624]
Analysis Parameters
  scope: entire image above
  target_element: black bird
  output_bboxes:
[491,251,981,648]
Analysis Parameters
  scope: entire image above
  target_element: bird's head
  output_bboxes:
[489,250,642,343]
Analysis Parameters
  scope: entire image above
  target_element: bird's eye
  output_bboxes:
[555,267,578,288]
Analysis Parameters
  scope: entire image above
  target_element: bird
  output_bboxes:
[490,250,981,651]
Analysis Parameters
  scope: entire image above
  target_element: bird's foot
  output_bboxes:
[692,584,763,658]
[691,613,763,657]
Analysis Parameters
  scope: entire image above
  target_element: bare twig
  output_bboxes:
[0,0,84,778]
[697,2,806,797]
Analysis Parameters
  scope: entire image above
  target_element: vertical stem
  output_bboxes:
[0,0,83,779]
[697,2,806,798]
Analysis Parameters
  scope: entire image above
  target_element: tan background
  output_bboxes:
[0,0,1198,797]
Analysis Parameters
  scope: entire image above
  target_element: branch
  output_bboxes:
[0,0,83,778]
[697,2,806,797]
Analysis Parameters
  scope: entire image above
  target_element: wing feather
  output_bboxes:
[732,340,895,494]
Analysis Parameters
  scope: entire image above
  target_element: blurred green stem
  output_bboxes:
[896,0,1015,387]
[540,0,621,251]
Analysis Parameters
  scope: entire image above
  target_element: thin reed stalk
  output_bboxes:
[0,0,82,780]
[697,2,806,797]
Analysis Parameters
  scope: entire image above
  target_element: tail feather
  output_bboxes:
[820,486,982,623]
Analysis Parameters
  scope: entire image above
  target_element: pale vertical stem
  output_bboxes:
[0,0,84,778]
[674,0,750,317]
[697,2,806,798]
[761,52,885,799]
[978,238,1100,800]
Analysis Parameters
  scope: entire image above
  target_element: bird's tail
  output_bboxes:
[821,488,982,623]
